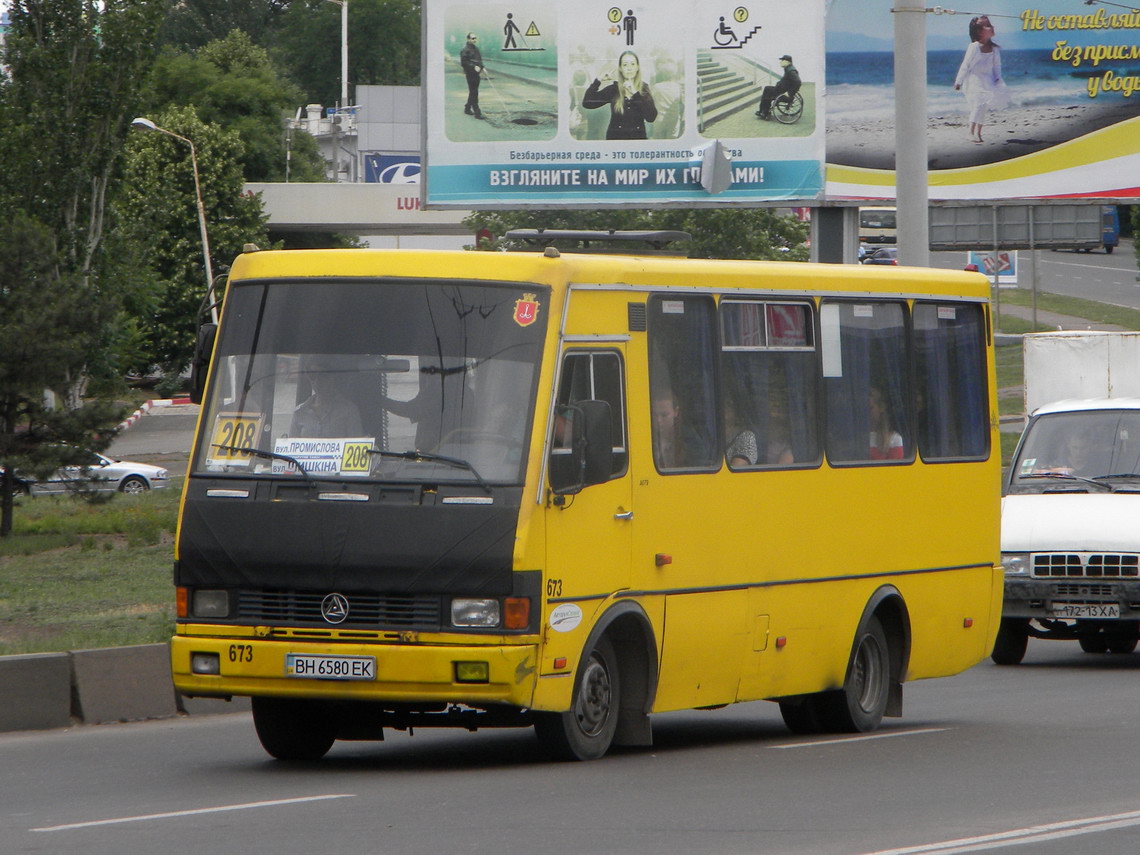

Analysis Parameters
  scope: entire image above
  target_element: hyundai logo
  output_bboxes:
[321,593,350,624]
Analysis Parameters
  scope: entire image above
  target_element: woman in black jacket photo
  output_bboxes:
[582,50,657,140]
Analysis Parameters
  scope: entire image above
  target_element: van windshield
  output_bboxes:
[1010,409,1140,492]
[193,278,548,486]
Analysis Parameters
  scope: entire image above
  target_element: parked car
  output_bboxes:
[4,450,169,496]
[861,247,898,265]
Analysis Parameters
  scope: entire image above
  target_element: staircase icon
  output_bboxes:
[711,24,763,50]
[697,49,768,131]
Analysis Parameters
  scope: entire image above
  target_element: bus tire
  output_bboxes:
[778,697,824,734]
[991,618,1029,665]
[252,697,337,761]
[534,635,620,761]
[817,615,891,732]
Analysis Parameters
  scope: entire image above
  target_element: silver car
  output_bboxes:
[13,451,169,495]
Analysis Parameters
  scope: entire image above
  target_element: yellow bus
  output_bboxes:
[172,238,1001,761]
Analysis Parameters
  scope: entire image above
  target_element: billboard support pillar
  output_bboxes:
[811,207,859,264]
[893,0,930,267]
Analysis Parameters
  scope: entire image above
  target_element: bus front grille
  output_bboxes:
[237,590,441,629]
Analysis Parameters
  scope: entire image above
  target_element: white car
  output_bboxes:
[11,451,169,496]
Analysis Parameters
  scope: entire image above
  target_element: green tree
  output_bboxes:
[144,29,325,182]
[0,215,125,537]
[273,0,420,108]
[0,0,168,535]
[159,0,289,50]
[464,208,810,261]
[0,0,169,280]
[118,106,271,375]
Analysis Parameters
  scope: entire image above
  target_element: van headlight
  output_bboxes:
[1001,553,1031,576]
[451,598,500,627]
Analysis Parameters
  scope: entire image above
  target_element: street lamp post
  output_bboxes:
[130,117,218,324]
[325,0,348,108]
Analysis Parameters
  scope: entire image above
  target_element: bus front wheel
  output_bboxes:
[252,697,337,761]
[534,635,620,761]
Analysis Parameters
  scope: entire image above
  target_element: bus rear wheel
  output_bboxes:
[534,635,620,761]
[252,697,337,761]
[817,615,891,732]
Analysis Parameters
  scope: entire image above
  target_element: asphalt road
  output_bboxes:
[3,639,1139,855]
[930,238,1139,310]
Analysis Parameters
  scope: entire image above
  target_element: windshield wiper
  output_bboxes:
[368,448,491,494]
[212,444,312,482]
[1019,472,1113,492]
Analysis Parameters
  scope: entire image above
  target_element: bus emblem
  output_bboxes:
[321,593,350,624]
[513,293,540,327]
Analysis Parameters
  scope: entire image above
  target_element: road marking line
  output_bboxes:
[855,808,1140,855]
[772,727,948,749]
[31,794,355,832]
[1038,258,1120,272]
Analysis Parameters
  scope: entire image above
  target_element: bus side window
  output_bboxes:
[554,351,628,477]
[822,301,912,465]
[648,295,719,472]
[913,303,988,460]
[720,301,819,469]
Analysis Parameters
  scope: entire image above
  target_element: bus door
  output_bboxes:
[544,348,632,655]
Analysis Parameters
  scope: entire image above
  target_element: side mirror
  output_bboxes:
[189,323,217,405]
[549,400,613,495]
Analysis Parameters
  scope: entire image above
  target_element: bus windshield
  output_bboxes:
[194,278,548,486]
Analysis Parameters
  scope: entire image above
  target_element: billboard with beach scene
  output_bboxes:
[826,0,1140,201]
[423,0,827,207]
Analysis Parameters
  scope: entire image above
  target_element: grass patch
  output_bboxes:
[997,288,1140,330]
[1000,430,1021,469]
[0,484,180,655]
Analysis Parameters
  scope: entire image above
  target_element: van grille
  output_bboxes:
[1033,553,1139,578]
[237,590,441,629]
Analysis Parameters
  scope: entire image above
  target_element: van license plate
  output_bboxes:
[1051,604,1120,619]
[286,654,375,680]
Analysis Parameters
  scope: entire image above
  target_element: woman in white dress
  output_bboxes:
[954,15,1008,144]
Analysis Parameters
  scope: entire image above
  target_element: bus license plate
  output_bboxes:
[286,654,375,680]
[1052,604,1120,619]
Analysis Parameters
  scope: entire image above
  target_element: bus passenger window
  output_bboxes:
[913,303,988,460]
[720,301,819,469]
[822,301,912,465]
[648,296,718,471]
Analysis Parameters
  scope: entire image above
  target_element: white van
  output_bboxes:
[996,398,1140,663]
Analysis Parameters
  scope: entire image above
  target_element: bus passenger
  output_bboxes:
[869,386,903,460]
[725,393,759,468]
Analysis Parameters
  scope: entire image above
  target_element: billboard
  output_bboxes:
[423,1,827,207]
[826,0,1140,201]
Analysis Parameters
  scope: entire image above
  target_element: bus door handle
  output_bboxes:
[614,510,633,520]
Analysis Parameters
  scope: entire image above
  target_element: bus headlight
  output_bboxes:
[1001,553,1031,576]
[192,589,231,618]
[451,598,500,627]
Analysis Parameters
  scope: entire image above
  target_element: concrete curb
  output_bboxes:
[0,643,249,734]
[0,653,73,732]
[116,397,194,433]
